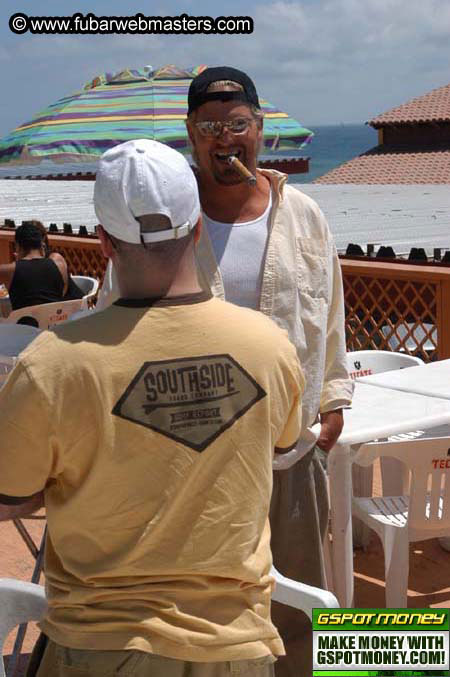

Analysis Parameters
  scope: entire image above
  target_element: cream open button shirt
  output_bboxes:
[195,169,354,468]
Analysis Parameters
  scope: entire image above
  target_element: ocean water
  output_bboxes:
[285,122,378,183]
[0,123,378,183]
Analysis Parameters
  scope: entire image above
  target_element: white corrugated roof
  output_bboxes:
[1,180,449,256]
[0,180,97,229]
[294,183,450,255]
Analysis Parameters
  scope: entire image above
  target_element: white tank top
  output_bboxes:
[203,193,272,310]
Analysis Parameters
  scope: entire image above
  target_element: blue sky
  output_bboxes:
[1,0,450,136]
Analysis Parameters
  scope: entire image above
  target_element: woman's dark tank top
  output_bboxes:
[9,258,65,310]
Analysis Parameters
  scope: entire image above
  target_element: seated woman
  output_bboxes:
[0,221,82,311]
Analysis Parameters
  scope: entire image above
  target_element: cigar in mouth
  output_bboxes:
[227,156,257,185]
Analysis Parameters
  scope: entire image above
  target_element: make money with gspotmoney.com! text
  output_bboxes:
[9,12,254,35]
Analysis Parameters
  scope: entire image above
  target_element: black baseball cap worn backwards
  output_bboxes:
[187,66,260,115]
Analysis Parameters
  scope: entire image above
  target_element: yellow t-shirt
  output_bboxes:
[0,292,303,662]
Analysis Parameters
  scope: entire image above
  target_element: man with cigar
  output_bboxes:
[0,140,304,676]
[79,66,352,674]
[186,66,353,676]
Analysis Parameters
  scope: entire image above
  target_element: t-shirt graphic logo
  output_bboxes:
[112,354,266,452]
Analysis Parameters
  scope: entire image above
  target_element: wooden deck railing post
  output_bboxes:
[0,231,14,263]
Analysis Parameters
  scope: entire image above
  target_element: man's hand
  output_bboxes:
[0,491,44,521]
[316,409,344,452]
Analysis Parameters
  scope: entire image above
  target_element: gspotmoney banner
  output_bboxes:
[313,608,449,676]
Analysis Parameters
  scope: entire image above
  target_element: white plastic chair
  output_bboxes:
[0,579,47,677]
[71,275,99,304]
[351,436,450,607]
[0,570,337,674]
[5,298,87,329]
[346,349,423,380]
[346,350,425,546]
[271,566,339,619]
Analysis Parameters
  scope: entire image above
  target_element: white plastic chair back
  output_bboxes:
[346,350,423,380]
[271,566,339,619]
[6,298,87,329]
[71,275,99,302]
[95,259,119,311]
[0,572,336,674]
[353,437,450,541]
[347,350,425,536]
[0,579,47,677]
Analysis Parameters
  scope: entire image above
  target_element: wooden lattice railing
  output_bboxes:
[51,236,107,282]
[1,230,450,361]
[341,259,450,361]
[0,230,107,282]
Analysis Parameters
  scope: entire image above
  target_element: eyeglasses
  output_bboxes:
[194,117,254,138]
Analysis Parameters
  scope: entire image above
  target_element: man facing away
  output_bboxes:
[185,66,354,676]
[0,140,305,677]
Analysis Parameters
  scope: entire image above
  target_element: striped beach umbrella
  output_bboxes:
[0,64,313,165]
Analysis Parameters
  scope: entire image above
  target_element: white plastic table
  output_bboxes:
[327,381,450,607]
[0,324,41,357]
[357,358,450,400]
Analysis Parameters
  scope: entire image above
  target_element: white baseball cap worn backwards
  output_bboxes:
[94,139,201,244]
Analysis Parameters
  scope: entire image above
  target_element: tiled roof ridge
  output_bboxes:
[313,145,450,184]
[363,142,450,154]
[369,83,450,127]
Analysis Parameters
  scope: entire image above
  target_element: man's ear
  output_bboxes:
[256,117,264,145]
[193,214,202,244]
[186,118,196,146]
[96,225,115,259]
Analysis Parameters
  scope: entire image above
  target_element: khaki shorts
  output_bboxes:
[29,636,276,677]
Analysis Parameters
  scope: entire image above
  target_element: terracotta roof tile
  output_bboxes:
[369,84,450,127]
[313,145,450,184]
